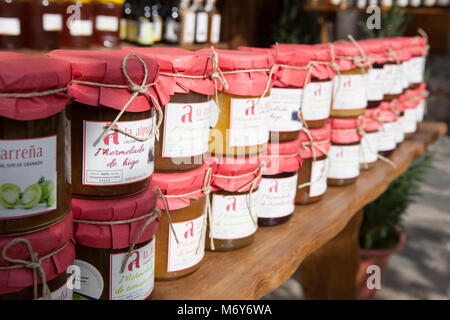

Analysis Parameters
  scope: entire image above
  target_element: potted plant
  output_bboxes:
[357,151,434,300]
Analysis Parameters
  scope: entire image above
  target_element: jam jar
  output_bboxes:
[197,48,274,158]
[72,186,160,300]
[152,164,209,280]
[207,155,262,251]
[415,83,427,125]
[93,0,124,48]
[23,0,63,50]
[0,53,72,236]
[296,124,331,205]
[48,50,167,199]
[331,42,369,118]
[61,0,94,48]
[398,92,418,138]
[327,118,362,186]
[0,212,75,300]
[376,104,398,157]
[407,37,427,90]
[259,139,302,226]
[0,0,25,49]
[122,47,214,173]
[359,115,381,170]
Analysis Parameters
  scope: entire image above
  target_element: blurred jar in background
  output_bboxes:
[0,0,25,49]
[93,0,124,48]
[61,0,94,48]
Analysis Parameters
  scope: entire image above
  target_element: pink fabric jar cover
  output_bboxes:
[299,124,332,159]
[328,117,362,144]
[262,139,303,175]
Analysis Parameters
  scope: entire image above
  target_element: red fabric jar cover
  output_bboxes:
[0,52,71,121]
[47,50,171,112]
[151,163,210,211]
[399,92,419,110]
[0,212,75,295]
[196,48,275,96]
[328,118,362,144]
[122,46,215,96]
[206,155,263,193]
[262,139,303,175]
[364,108,383,131]
[384,37,412,62]
[72,185,160,250]
[378,102,398,122]
[357,38,389,65]
[332,41,369,71]
[404,36,428,57]
[299,124,331,159]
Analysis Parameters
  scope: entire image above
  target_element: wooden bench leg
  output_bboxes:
[300,210,363,300]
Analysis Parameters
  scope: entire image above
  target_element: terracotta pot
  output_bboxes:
[356,226,406,300]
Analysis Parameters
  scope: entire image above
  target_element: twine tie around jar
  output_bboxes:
[71,53,163,146]
[0,238,70,300]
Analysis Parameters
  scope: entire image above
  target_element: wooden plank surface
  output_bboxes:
[153,122,447,300]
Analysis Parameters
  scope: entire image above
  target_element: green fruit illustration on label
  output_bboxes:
[46,193,55,207]
[39,178,55,203]
[0,184,21,209]
[19,184,42,209]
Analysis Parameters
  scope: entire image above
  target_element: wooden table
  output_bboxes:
[153,122,447,300]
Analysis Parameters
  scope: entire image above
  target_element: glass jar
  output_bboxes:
[0,0,25,49]
[23,0,63,50]
[359,127,379,170]
[0,54,72,236]
[206,188,259,251]
[367,63,385,109]
[302,77,333,129]
[377,108,397,157]
[330,66,368,118]
[61,0,94,48]
[382,62,403,103]
[408,56,426,90]
[93,0,124,48]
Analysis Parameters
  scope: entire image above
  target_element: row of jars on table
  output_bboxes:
[0,35,428,300]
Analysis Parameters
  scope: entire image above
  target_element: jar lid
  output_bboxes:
[151,163,210,211]
[47,50,171,112]
[196,48,275,97]
[72,184,160,250]
[122,47,215,96]
[0,53,71,121]
[333,41,368,71]
[263,139,302,175]
[399,92,419,110]
[328,117,362,144]
[378,102,398,122]
[404,36,428,57]
[0,212,75,296]
[357,38,389,65]
[384,37,412,62]
[207,155,263,193]
[299,124,331,159]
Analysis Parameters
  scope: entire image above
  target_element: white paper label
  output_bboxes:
[367,68,385,101]
[164,19,180,42]
[410,0,421,6]
[258,174,298,219]
[400,62,409,89]
[0,136,57,219]
[229,97,269,147]
[167,214,205,273]
[182,11,195,43]
[109,240,154,300]
[360,132,379,164]
[378,122,397,151]
[327,145,360,179]
[95,15,119,32]
[309,159,328,197]
[398,108,417,134]
[69,19,93,36]
[163,101,211,158]
[408,57,425,84]
[138,20,154,45]
[0,17,20,36]
[195,12,208,43]
[416,100,425,122]
[332,74,368,110]
[393,120,404,143]
[302,81,332,121]
[37,283,72,300]
[357,0,367,8]
[73,259,104,300]
[82,119,154,186]
[397,0,408,6]
[43,14,62,31]
[383,64,403,95]
[268,88,302,132]
[153,16,163,41]
[211,192,259,240]
[210,13,221,44]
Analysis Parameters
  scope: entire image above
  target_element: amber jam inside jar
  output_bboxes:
[359,129,379,171]
[330,67,368,118]
[0,0,25,49]
[0,272,69,300]
[327,141,361,187]
[302,78,333,129]
[70,101,155,199]
[258,171,298,226]
[0,109,71,236]
[209,92,269,158]
[93,0,123,48]
[74,239,155,300]
[61,0,94,48]
[206,188,259,252]
[155,197,206,280]
[23,0,63,50]
[155,92,211,173]
[296,155,328,205]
